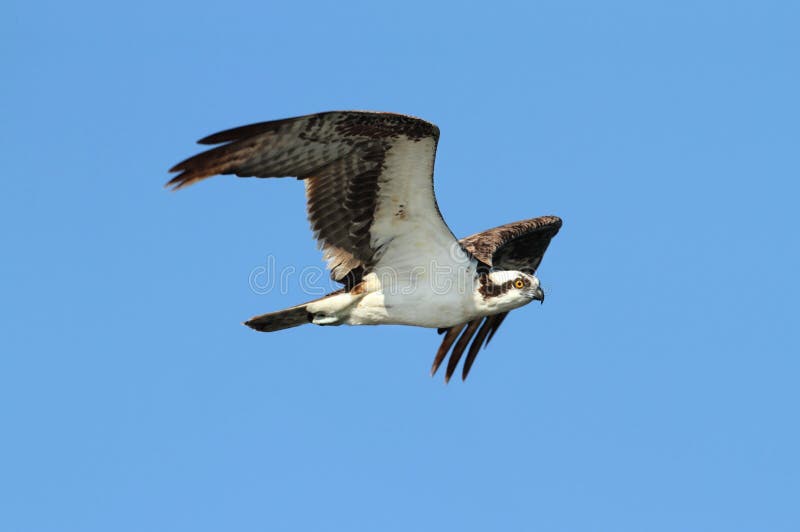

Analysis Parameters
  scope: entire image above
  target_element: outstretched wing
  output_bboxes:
[431,216,562,381]
[167,111,459,283]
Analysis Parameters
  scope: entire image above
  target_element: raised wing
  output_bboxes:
[460,216,562,272]
[431,216,562,381]
[167,111,458,284]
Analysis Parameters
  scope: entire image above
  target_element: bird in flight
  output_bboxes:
[168,111,561,381]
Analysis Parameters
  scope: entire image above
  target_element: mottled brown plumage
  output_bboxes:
[167,111,439,282]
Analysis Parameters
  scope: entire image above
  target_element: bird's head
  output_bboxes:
[475,271,544,313]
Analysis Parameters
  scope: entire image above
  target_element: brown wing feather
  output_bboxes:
[462,313,506,380]
[432,312,510,382]
[167,111,440,283]
[431,324,466,377]
[460,216,562,272]
[444,320,482,383]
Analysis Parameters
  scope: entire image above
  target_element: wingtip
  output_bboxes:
[163,169,185,191]
[197,133,225,145]
[430,358,445,377]
[163,174,202,192]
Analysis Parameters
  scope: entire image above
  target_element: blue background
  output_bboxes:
[3,1,798,530]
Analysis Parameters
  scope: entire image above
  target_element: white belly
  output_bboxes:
[345,289,474,328]
[344,266,481,328]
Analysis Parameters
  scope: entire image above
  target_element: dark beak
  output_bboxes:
[533,286,545,304]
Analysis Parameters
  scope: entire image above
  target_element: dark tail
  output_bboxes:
[243,289,344,332]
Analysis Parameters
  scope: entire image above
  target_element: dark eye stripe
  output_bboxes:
[478,274,530,299]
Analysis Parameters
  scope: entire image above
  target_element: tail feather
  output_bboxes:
[244,304,311,332]
[244,289,344,332]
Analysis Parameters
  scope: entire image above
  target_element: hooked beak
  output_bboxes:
[533,286,545,304]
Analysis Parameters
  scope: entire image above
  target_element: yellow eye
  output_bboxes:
[514,279,524,289]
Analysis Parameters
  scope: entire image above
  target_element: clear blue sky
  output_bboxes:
[3,1,799,531]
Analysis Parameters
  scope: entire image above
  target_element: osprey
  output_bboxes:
[168,111,561,381]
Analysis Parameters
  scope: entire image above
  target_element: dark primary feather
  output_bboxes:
[431,216,561,381]
[431,313,509,382]
[461,312,508,380]
[431,324,465,376]
[167,111,440,283]
[445,320,482,383]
